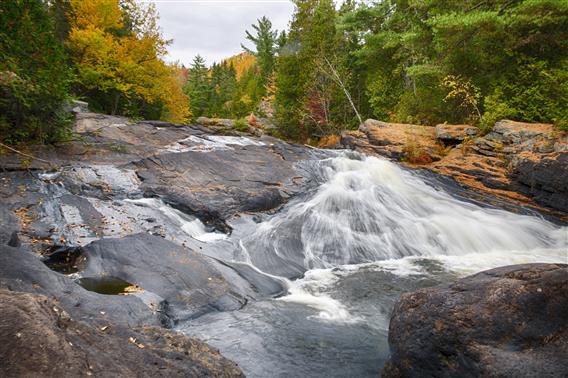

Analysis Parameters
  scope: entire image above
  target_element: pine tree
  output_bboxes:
[241,16,278,88]
[183,55,210,119]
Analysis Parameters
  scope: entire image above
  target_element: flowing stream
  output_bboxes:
[176,152,567,377]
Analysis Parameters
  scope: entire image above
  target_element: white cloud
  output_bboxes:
[148,0,295,66]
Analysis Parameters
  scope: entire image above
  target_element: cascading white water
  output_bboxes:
[125,198,227,242]
[181,151,567,378]
[241,153,567,277]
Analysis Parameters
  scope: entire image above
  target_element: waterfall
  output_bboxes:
[240,153,567,278]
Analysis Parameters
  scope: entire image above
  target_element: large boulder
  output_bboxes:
[0,290,244,377]
[383,264,568,378]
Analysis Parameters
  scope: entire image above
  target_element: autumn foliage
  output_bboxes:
[67,0,189,122]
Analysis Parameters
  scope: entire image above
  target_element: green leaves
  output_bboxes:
[0,0,71,144]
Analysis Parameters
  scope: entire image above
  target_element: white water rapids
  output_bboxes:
[234,153,567,322]
[180,151,567,377]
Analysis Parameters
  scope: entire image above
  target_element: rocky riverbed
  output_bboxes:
[0,113,566,377]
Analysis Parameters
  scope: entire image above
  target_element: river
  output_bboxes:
[175,151,567,377]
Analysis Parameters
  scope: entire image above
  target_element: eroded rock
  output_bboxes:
[80,234,285,322]
[382,263,568,378]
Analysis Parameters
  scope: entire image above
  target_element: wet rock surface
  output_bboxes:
[382,263,568,378]
[0,112,321,375]
[341,118,568,219]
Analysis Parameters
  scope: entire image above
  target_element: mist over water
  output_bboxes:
[180,152,567,377]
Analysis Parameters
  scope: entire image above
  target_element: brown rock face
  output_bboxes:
[435,124,478,144]
[382,264,568,378]
[0,289,244,378]
[356,119,438,161]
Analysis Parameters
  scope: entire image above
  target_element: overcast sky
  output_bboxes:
[149,0,295,66]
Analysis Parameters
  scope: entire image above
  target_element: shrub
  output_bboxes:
[234,118,249,132]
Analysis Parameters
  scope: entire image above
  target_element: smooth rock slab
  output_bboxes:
[81,233,285,322]
[382,263,568,378]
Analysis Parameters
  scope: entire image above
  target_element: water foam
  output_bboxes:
[278,269,361,323]
[125,198,226,242]
[165,135,265,153]
[242,154,567,274]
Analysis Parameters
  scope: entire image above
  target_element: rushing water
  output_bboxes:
[172,151,566,376]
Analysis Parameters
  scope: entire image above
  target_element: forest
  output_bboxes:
[1,0,567,144]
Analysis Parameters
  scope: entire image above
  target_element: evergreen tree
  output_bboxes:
[241,16,278,88]
[184,55,210,118]
[0,0,71,144]
[275,0,345,139]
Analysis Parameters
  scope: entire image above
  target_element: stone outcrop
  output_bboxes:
[383,263,568,378]
[341,119,568,218]
[435,124,478,144]
[355,119,438,161]
[195,116,235,128]
[472,120,561,157]
[512,152,568,212]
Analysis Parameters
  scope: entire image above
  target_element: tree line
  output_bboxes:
[2,0,567,145]
[187,0,567,141]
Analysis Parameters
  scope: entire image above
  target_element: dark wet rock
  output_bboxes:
[0,243,159,327]
[42,245,86,274]
[3,246,152,320]
[0,207,20,246]
[131,145,309,223]
[80,234,284,322]
[0,289,244,378]
[382,263,568,378]
[512,152,568,213]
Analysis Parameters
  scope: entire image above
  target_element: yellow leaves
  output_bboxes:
[158,65,191,123]
[223,52,257,80]
[70,0,122,31]
[442,75,482,120]
[66,0,189,122]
